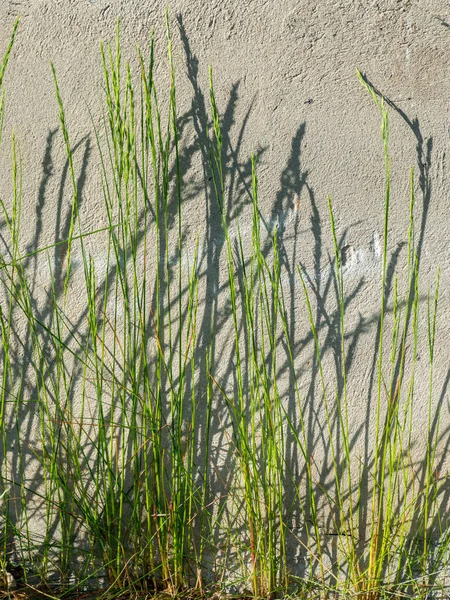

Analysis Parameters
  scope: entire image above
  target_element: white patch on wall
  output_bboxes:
[340,231,382,277]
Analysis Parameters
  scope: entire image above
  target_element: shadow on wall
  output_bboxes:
[0,14,448,594]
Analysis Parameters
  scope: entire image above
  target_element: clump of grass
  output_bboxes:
[209,74,288,597]
[0,12,448,600]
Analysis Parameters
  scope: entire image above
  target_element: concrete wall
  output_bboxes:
[1,0,450,586]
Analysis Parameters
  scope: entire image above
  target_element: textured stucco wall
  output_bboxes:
[1,0,450,583]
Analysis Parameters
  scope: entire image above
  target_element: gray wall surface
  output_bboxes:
[1,0,450,588]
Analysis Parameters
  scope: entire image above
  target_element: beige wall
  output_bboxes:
[1,0,450,583]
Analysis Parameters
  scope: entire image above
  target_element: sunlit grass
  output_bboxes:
[0,12,448,600]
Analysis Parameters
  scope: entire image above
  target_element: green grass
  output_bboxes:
[0,12,448,600]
